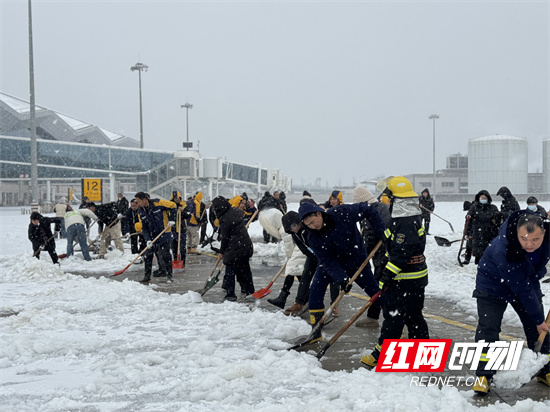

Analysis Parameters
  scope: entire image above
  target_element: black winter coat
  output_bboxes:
[117,197,129,214]
[95,202,119,226]
[28,216,59,251]
[467,190,501,258]
[419,190,435,218]
[496,186,520,222]
[211,197,253,265]
[359,201,391,270]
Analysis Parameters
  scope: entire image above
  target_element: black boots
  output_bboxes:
[267,290,290,309]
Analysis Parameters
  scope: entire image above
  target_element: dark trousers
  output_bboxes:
[421,215,431,234]
[376,284,429,353]
[143,242,173,280]
[474,290,549,378]
[309,264,379,311]
[130,233,146,255]
[33,242,59,264]
[223,256,255,296]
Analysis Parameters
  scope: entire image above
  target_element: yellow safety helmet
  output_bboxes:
[387,176,417,198]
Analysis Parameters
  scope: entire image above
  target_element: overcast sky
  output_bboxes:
[1,0,548,187]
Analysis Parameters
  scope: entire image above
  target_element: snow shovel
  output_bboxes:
[172,209,184,269]
[434,236,462,247]
[111,225,170,277]
[287,240,382,351]
[316,290,383,360]
[420,204,455,232]
[534,309,550,352]
[199,255,223,295]
[456,218,470,267]
[32,235,55,257]
[252,262,288,299]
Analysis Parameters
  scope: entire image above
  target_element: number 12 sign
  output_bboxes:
[82,179,102,202]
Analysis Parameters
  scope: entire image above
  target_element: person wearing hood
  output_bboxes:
[352,186,391,327]
[496,186,520,222]
[361,176,430,368]
[466,190,501,265]
[274,191,287,214]
[298,195,386,344]
[323,190,344,209]
[210,196,255,301]
[187,192,207,254]
[418,188,435,235]
[472,211,550,394]
[525,196,548,219]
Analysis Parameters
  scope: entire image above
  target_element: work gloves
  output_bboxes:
[168,221,176,227]
[378,269,395,290]
[340,278,352,293]
[146,241,153,249]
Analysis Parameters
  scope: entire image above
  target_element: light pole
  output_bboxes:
[429,113,439,200]
[28,0,39,210]
[130,62,148,149]
[181,103,193,150]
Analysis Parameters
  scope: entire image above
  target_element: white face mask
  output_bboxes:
[480,199,488,204]
[527,205,537,211]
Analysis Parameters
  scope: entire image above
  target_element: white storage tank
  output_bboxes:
[468,135,528,195]
[543,138,550,193]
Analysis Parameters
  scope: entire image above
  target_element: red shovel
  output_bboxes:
[112,226,170,277]
[252,262,287,299]
[172,209,184,269]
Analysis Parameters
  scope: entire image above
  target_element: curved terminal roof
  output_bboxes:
[0,92,139,148]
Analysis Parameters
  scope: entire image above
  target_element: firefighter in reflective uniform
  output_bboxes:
[361,176,430,367]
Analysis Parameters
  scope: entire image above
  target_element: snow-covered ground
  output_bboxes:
[1,202,549,411]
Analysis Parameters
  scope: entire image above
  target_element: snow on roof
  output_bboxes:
[471,134,526,142]
[57,113,93,132]
[0,91,137,145]
[0,92,47,114]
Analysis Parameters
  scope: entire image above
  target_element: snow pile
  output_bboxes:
[1,203,549,411]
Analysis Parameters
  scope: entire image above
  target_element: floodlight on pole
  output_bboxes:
[429,113,439,200]
[181,103,193,150]
[28,0,39,210]
[130,62,148,149]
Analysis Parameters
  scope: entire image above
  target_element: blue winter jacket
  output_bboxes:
[138,198,177,245]
[306,202,386,284]
[476,210,549,325]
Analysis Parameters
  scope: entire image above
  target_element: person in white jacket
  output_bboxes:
[259,207,307,309]
[54,197,71,238]
[64,208,97,261]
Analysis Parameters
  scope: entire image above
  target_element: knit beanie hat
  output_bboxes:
[353,186,375,204]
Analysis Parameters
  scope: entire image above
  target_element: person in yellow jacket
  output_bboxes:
[187,192,207,254]
[170,191,191,266]
[134,192,177,284]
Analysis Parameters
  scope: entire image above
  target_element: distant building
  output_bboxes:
[0,92,290,206]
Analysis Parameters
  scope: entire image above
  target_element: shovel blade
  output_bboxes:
[434,236,452,247]
[252,288,272,299]
[172,260,184,269]
[200,275,220,296]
